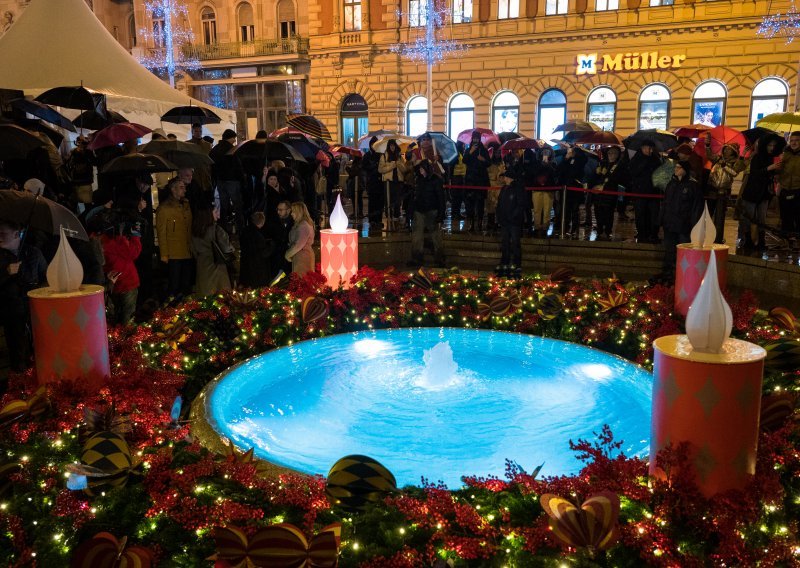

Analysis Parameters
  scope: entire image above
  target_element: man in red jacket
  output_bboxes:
[101,230,142,325]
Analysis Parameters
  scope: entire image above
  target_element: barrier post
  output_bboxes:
[560,185,567,239]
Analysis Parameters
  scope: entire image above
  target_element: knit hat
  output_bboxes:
[721,142,740,157]
[221,129,237,141]
[675,143,693,156]
[23,178,45,196]
[675,160,692,175]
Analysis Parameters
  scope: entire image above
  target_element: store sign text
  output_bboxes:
[576,52,686,75]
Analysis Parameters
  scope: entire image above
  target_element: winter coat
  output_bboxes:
[209,140,246,184]
[239,224,274,288]
[707,145,745,194]
[101,234,142,294]
[779,147,800,191]
[741,152,776,203]
[628,151,661,195]
[463,143,491,186]
[557,151,588,187]
[592,157,629,204]
[378,153,406,183]
[0,245,46,312]
[496,180,525,226]
[156,199,193,260]
[660,175,703,234]
[412,148,447,215]
[286,220,315,276]
[486,161,506,213]
[265,216,293,278]
[532,161,557,190]
[191,224,233,297]
[362,150,383,192]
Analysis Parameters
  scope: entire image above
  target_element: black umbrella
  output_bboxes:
[0,124,47,160]
[554,120,601,133]
[138,139,214,169]
[0,189,88,240]
[101,153,178,175]
[73,109,128,131]
[276,132,324,162]
[35,86,106,112]
[418,131,459,164]
[253,139,308,166]
[742,127,775,146]
[12,118,65,148]
[160,105,221,125]
[623,129,679,153]
[498,131,523,144]
[10,99,77,132]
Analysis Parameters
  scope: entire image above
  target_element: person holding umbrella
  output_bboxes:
[209,129,246,233]
[706,142,745,243]
[660,161,703,278]
[156,178,194,299]
[495,165,525,277]
[378,139,406,227]
[409,133,446,267]
[591,146,629,240]
[362,136,384,234]
[556,145,588,237]
[778,132,800,238]
[738,133,784,252]
[462,130,491,233]
[628,140,663,244]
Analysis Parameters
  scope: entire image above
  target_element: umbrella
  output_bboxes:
[707,125,747,157]
[0,124,47,160]
[500,137,551,157]
[262,140,308,165]
[73,109,128,131]
[329,145,363,158]
[572,130,625,146]
[268,127,329,149]
[35,86,106,112]
[10,99,76,132]
[357,130,398,151]
[756,111,800,132]
[372,135,416,154]
[498,131,523,144]
[0,189,88,240]
[277,132,324,162]
[623,129,678,153]
[457,127,501,147]
[139,139,214,169]
[286,114,332,141]
[11,118,64,148]
[160,105,221,125]
[672,124,712,138]
[236,139,307,167]
[100,153,178,175]
[554,120,600,133]
[418,131,458,164]
[742,126,775,146]
[88,123,152,150]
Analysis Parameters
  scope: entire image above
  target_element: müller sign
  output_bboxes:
[576,52,687,74]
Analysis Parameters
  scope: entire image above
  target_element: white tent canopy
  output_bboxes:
[0,0,234,139]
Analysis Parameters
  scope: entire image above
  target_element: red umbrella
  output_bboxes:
[707,125,747,156]
[457,127,501,147]
[499,137,551,157]
[572,131,625,146]
[88,123,151,150]
[673,124,712,138]
[330,144,363,158]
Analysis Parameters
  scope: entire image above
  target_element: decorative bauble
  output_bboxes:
[489,292,520,316]
[768,307,797,333]
[549,265,575,284]
[760,393,797,432]
[764,339,800,373]
[79,431,133,496]
[540,492,620,551]
[302,296,329,324]
[210,523,341,568]
[537,293,563,320]
[597,288,629,313]
[476,302,491,321]
[70,532,153,568]
[410,267,433,290]
[326,454,397,512]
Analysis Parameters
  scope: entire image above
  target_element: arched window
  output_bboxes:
[453,0,473,23]
[238,2,255,43]
[341,94,369,147]
[128,13,136,48]
[201,7,216,45]
[492,91,520,133]
[537,89,567,140]
[406,96,428,136]
[692,80,727,127]
[638,83,670,130]
[277,0,296,38]
[448,93,475,140]
[750,78,788,128]
[586,87,616,131]
[498,0,519,18]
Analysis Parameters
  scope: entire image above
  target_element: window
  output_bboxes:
[638,83,670,130]
[453,0,472,22]
[277,0,296,38]
[341,94,369,147]
[409,0,428,26]
[406,96,428,136]
[201,7,216,45]
[586,87,616,132]
[498,0,519,19]
[448,93,475,140]
[238,2,255,42]
[492,91,520,133]
[344,0,362,31]
[537,89,567,140]
[595,0,619,10]
[649,0,673,5]
[151,10,166,48]
[546,0,568,15]
[692,80,727,127]
[128,13,136,48]
[750,78,788,128]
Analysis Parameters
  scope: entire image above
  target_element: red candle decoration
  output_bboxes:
[674,244,728,316]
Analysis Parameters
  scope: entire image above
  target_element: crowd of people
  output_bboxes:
[1,121,799,376]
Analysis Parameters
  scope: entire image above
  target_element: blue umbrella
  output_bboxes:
[418,131,458,164]
[277,132,324,162]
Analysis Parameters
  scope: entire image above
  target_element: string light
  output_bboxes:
[137,0,201,86]
[758,1,800,43]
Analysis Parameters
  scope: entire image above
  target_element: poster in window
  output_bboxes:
[587,103,615,132]
[639,101,668,130]
[493,108,519,133]
[751,98,786,128]
[692,100,724,127]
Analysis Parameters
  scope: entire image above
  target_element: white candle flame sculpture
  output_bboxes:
[690,203,716,248]
[685,251,732,354]
[329,194,349,233]
[46,226,83,293]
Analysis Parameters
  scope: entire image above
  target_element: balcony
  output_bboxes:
[183,37,309,62]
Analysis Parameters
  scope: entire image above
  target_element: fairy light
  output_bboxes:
[758,1,800,43]
[137,0,201,87]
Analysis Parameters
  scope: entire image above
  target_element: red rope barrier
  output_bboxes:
[443,184,665,199]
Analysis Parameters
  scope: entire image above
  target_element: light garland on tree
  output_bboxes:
[758,0,800,43]
[136,0,201,87]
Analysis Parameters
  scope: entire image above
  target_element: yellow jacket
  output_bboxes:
[156,199,193,260]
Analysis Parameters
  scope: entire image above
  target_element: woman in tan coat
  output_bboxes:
[285,202,315,277]
[378,139,406,222]
[156,178,194,298]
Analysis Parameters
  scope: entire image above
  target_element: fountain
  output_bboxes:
[203,328,652,487]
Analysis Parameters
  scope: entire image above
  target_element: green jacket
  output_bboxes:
[779,148,800,191]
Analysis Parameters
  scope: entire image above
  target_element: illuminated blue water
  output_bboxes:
[206,328,652,488]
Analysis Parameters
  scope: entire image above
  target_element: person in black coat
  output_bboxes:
[738,134,783,251]
[409,133,446,266]
[591,146,629,240]
[462,131,490,232]
[628,141,663,243]
[239,212,274,288]
[660,160,703,277]
[495,166,526,277]
[264,200,294,281]
[556,145,588,237]
[209,130,246,233]
[362,136,384,234]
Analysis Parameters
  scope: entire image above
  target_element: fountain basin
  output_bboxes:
[204,328,652,487]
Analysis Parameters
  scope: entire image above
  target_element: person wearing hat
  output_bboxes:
[495,165,526,277]
[209,129,245,233]
[706,142,745,243]
[462,130,490,233]
[628,140,663,243]
[660,160,703,278]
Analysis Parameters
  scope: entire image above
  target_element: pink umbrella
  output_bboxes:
[457,127,501,147]
[88,123,151,150]
[499,137,551,157]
